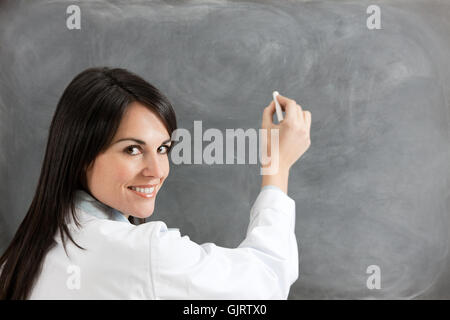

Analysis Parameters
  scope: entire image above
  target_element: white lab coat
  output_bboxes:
[28,187,298,299]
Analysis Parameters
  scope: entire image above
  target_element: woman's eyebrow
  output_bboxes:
[113,137,172,145]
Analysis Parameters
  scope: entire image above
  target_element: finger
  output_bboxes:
[297,104,304,122]
[275,94,297,122]
[304,110,311,130]
[262,100,276,126]
[274,94,294,111]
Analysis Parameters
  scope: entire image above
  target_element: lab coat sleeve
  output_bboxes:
[150,187,298,300]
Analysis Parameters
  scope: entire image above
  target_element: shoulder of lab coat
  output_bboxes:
[28,187,298,299]
[151,187,298,299]
[29,212,158,299]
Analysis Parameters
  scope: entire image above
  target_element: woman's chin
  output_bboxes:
[132,211,154,219]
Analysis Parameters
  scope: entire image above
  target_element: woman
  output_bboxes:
[0,67,311,299]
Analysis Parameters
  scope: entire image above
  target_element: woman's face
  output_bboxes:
[85,102,172,219]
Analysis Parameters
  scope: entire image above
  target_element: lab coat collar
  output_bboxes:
[74,189,131,224]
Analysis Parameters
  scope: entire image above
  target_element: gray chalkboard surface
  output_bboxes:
[1,0,450,299]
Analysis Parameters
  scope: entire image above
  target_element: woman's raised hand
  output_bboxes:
[261,94,311,173]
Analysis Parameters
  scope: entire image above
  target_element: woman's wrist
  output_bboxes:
[261,166,290,194]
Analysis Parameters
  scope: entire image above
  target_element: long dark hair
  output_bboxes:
[0,67,177,299]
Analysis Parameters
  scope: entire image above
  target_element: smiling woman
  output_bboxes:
[0,66,309,300]
[0,67,177,299]
[85,101,174,220]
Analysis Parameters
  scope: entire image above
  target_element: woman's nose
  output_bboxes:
[142,153,165,178]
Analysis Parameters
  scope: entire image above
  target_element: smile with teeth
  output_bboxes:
[128,185,157,198]
[130,186,155,193]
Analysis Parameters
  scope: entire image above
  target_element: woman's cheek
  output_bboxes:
[164,157,170,176]
[115,158,139,183]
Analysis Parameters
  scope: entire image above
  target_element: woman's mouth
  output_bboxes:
[127,185,157,199]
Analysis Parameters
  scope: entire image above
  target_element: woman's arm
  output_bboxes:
[260,93,312,195]
[148,95,311,299]
[261,168,290,194]
[150,187,297,299]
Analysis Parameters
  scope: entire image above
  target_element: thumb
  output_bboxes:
[262,100,276,127]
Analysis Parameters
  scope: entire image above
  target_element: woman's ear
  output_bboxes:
[84,160,96,180]
[80,161,93,191]
[85,161,93,172]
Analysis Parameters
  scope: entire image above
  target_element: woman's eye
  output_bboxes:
[158,145,171,154]
[125,145,142,156]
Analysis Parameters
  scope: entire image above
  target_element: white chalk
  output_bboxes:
[272,91,284,123]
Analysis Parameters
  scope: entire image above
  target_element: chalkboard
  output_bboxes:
[1,0,450,299]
